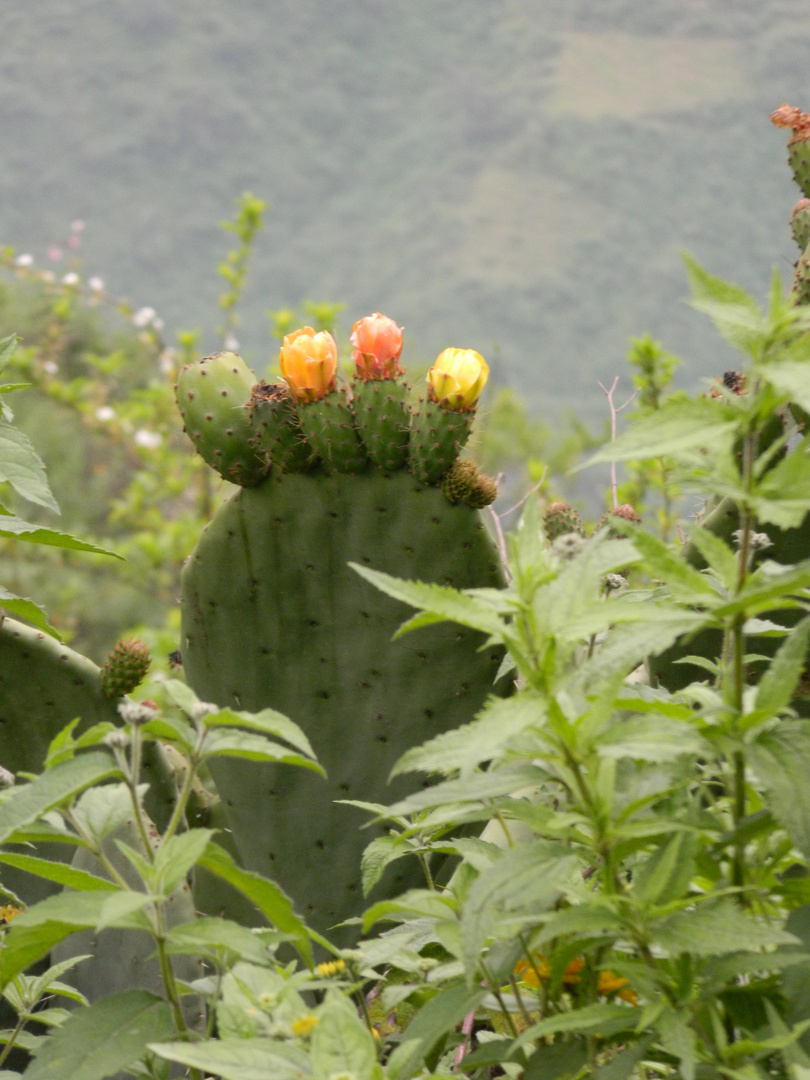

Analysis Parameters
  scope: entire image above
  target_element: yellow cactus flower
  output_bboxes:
[279,326,338,403]
[0,904,22,924]
[291,1014,319,1037]
[427,347,488,411]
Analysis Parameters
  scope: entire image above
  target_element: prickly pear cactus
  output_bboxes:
[178,320,506,939]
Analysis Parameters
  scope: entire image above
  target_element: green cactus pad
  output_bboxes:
[408,399,474,485]
[351,378,411,470]
[176,351,268,487]
[788,139,810,201]
[791,199,810,252]
[180,470,507,940]
[793,243,810,306]
[296,389,368,474]
[248,381,315,474]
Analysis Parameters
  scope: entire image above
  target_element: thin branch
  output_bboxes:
[598,377,638,509]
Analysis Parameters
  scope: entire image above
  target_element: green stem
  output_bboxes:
[0,1013,26,1069]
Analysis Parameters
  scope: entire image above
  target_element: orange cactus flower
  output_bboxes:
[279,326,338,403]
[427,347,488,410]
[598,970,638,1005]
[351,312,404,380]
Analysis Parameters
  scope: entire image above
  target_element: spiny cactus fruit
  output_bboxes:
[440,458,498,508]
[543,500,585,541]
[595,503,642,537]
[175,351,268,486]
[350,313,411,471]
[791,197,810,252]
[100,637,152,699]
[248,381,314,474]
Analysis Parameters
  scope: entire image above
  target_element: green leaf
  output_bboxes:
[682,252,766,357]
[0,589,58,637]
[0,419,59,514]
[150,1038,310,1080]
[196,842,311,965]
[755,614,810,715]
[633,831,697,905]
[714,558,810,618]
[687,526,738,589]
[579,398,736,468]
[152,829,214,895]
[460,843,578,980]
[0,751,121,846]
[383,763,547,818]
[162,916,274,966]
[201,729,325,774]
[390,981,486,1080]
[652,898,798,956]
[0,515,121,557]
[523,1039,590,1080]
[595,716,709,763]
[749,721,810,861]
[616,529,719,605]
[751,448,810,530]
[761,358,810,414]
[71,783,145,844]
[363,888,457,933]
[349,562,506,638]
[310,991,378,1080]
[23,990,175,1080]
[391,693,546,782]
[0,335,19,376]
[0,852,117,893]
[361,834,404,896]
[204,706,316,759]
[515,1003,639,1048]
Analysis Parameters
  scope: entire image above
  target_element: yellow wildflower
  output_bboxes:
[598,970,639,1006]
[291,1014,319,1037]
[316,959,346,978]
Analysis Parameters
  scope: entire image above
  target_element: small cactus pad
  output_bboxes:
[180,469,507,939]
[771,103,810,199]
[543,501,585,541]
[100,638,151,699]
[176,351,268,486]
[351,378,411,470]
[440,458,498,508]
[791,198,810,252]
[296,389,368,474]
[248,381,315,474]
[408,399,474,485]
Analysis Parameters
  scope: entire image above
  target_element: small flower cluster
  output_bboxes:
[278,312,488,412]
[514,954,638,1005]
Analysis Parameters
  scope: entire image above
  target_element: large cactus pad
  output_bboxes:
[180,469,507,938]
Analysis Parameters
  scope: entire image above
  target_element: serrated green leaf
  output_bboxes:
[460,843,578,979]
[196,841,311,965]
[751,448,810,530]
[363,888,457,933]
[683,253,767,357]
[0,752,121,846]
[595,716,709,763]
[0,589,58,637]
[619,529,719,604]
[633,831,696,905]
[24,990,175,1080]
[755,615,810,715]
[201,729,324,775]
[580,398,736,468]
[361,834,404,896]
[383,763,547,818]
[163,916,273,966]
[687,525,738,589]
[0,852,117,893]
[204,706,316,759]
[0,419,58,514]
[152,828,214,895]
[652,898,798,956]
[516,1002,639,1049]
[71,783,145,844]
[350,562,506,638]
[0,515,121,557]
[0,335,19,375]
[311,991,377,1080]
[391,981,487,1080]
[391,693,545,782]
[761,359,810,414]
[523,1039,590,1080]
[749,721,810,860]
[150,1037,310,1080]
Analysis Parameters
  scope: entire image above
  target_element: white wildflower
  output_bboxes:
[133,306,156,328]
[95,405,116,422]
[88,276,104,292]
[62,272,79,286]
[14,253,33,268]
[134,428,162,449]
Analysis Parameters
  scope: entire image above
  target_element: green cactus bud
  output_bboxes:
[543,501,585,541]
[440,458,498,508]
[100,638,151,699]
[175,351,268,486]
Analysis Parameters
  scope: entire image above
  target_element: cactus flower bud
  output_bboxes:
[427,348,488,411]
[350,312,404,380]
[279,327,338,403]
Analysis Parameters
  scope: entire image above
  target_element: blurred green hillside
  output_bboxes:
[1,0,807,418]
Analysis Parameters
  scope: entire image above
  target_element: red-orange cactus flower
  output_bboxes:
[427,347,488,410]
[279,326,338,403]
[351,312,404,380]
